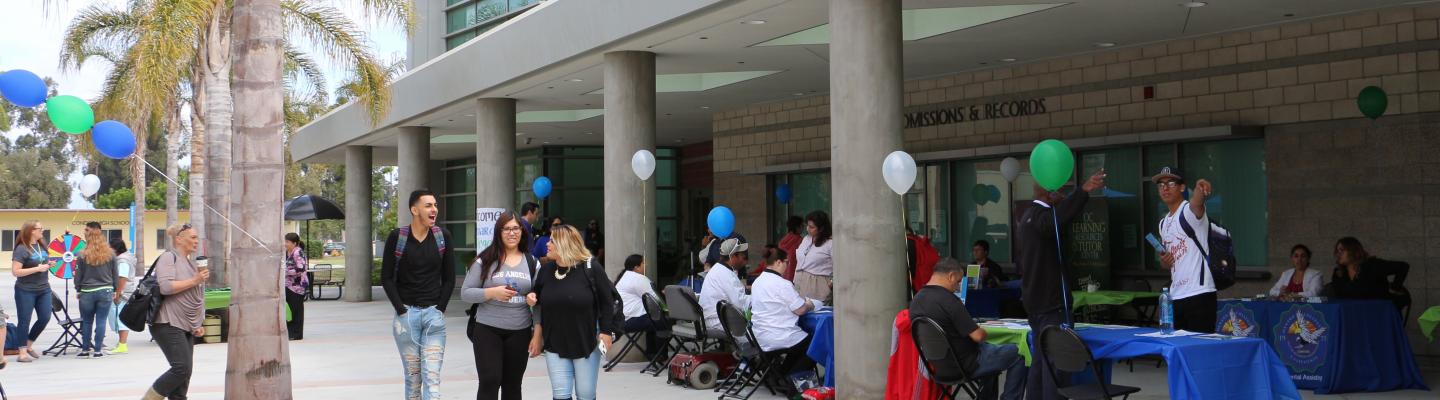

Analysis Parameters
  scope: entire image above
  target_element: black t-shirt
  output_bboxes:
[909,285,981,374]
[533,260,617,359]
[381,228,457,315]
[1017,191,1089,316]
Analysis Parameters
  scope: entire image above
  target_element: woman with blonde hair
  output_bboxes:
[73,224,119,358]
[144,223,209,400]
[10,220,54,363]
[527,224,618,400]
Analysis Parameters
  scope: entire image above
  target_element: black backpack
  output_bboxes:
[578,258,626,337]
[120,252,176,332]
[1178,207,1237,291]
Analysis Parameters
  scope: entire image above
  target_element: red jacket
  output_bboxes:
[886,309,940,400]
[907,234,940,292]
[779,232,803,280]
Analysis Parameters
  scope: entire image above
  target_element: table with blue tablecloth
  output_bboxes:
[1075,326,1301,399]
[1216,299,1428,394]
[799,311,834,387]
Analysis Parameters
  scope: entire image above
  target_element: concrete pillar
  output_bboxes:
[344,146,374,302]
[397,126,431,226]
[475,98,517,233]
[603,51,657,280]
[830,1,905,398]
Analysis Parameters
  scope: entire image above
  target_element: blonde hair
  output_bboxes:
[548,225,592,267]
[81,229,115,265]
[15,220,41,248]
[166,223,195,250]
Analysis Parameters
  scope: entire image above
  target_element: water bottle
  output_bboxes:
[1159,287,1174,335]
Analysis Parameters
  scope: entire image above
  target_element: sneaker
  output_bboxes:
[112,343,129,354]
[26,347,40,359]
[77,350,92,358]
[91,352,105,359]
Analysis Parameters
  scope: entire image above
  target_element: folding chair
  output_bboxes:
[604,308,650,372]
[42,293,84,357]
[1038,326,1141,400]
[716,301,779,400]
[639,293,676,376]
[911,317,1001,400]
[662,285,720,354]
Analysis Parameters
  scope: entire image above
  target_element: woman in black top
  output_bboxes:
[1330,237,1409,301]
[527,224,617,400]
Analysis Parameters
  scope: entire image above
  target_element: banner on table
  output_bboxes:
[476,208,506,251]
[1274,304,1330,376]
[1217,303,1259,337]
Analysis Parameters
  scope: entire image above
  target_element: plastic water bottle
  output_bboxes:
[1159,287,1174,335]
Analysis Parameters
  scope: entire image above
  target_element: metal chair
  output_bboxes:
[716,301,779,400]
[910,316,1000,400]
[1038,325,1141,400]
[662,285,720,354]
[639,293,676,376]
[41,293,83,357]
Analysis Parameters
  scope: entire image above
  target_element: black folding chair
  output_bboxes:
[716,301,780,400]
[603,317,648,371]
[639,293,676,376]
[911,317,1000,400]
[662,285,720,354]
[42,293,84,357]
[1038,326,1141,400]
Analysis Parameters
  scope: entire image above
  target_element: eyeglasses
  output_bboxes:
[501,226,524,233]
[1157,181,1182,189]
[178,224,193,233]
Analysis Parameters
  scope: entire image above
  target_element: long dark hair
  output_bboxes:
[1334,237,1368,265]
[616,254,643,283]
[806,210,833,247]
[786,216,804,235]
[285,232,304,250]
[476,212,532,283]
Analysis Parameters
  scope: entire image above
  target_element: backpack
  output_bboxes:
[1178,207,1237,291]
[577,258,627,337]
[120,252,174,332]
[395,225,447,261]
[465,254,538,321]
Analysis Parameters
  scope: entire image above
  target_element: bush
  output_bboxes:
[303,239,325,260]
[371,258,382,284]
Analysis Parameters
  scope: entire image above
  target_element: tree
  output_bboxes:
[94,170,188,210]
[0,151,72,209]
[372,166,397,239]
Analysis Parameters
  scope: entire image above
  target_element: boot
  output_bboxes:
[142,388,165,400]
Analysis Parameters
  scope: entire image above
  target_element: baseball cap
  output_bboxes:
[1151,166,1184,184]
[720,237,750,256]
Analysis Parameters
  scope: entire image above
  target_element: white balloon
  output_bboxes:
[881,151,917,195]
[631,149,656,180]
[1000,157,1021,183]
[79,174,102,197]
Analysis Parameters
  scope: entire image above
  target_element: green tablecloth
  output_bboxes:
[1421,306,1440,342]
[205,290,291,321]
[982,325,1033,366]
[1071,290,1159,309]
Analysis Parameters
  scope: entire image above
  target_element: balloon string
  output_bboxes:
[132,155,273,253]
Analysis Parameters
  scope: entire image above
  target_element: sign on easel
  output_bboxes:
[476,208,505,251]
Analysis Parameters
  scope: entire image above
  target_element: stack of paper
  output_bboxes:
[1136,330,1202,338]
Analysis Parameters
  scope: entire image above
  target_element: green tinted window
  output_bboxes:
[446,166,476,193]
[657,159,678,187]
[951,159,1016,263]
[447,4,474,32]
[1181,139,1266,266]
[657,189,677,217]
[446,31,476,50]
[1072,148,1142,283]
[444,195,476,221]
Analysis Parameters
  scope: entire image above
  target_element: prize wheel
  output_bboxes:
[48,234,86,279]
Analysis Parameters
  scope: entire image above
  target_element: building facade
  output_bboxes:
[0,209,192,266]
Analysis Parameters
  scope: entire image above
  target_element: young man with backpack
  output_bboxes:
[381,189,456,400]
[1154,167,1221,334]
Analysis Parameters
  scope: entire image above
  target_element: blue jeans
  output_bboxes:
[78,289,114,352]
[14,286,52,343]
[543,348,602,400]
[973,342,1028,400]
[393,306,446,400]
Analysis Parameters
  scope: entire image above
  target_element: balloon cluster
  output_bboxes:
[0,69,136,159]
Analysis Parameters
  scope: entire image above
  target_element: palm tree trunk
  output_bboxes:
[225,0,292,397]
[189,86,207,250]
[203,2,234,287]
[165,102,182,232]
[130,117,147,265]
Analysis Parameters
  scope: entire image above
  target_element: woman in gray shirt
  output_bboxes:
[461,212,540,400]
[72,228,119,358]
[10,220,53,363]
[144,224,209,400]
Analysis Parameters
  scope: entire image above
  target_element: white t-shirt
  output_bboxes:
[615,271,658,319]
[699,263,749,333]
[750,271,816,352]
[1160,201,1215,300]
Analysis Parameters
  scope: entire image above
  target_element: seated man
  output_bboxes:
[700,237,751,335]
[910,258,1027,400]
[750,249,823,394]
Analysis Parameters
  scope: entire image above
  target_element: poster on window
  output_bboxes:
[476,208,505,251]
[1068,198,1111,288]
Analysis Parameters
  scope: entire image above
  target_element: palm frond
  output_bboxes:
[357,0,418,35]
[282,0,392,126]
[283,44,329,105]
[59,4,142,70]
[125,0,209,121]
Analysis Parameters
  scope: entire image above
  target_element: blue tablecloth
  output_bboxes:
[1217,299,1429,394]
[1075,326,1302,399]
[964,288,1021,318]
[799,311,834,387]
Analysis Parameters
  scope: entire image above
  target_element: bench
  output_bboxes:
[308,264,345,300]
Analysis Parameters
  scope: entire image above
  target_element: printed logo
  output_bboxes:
[1216,303,1257,337]
[1273,304,1330,373]
[62,252,76,263]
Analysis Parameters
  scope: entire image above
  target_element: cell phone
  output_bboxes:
[1145,233,1165,253]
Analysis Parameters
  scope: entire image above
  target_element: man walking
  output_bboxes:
[382,189,456,400]
[1017,169,1105,400]
[1153,167,1217,333]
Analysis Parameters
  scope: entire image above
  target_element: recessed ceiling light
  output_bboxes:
[979,62,989,65]
[1093,42,1116,48]
[543,141,550,144]
[700,106,710,109]
[566,78,583,82]
[1180,1,1206,8]
[546,86,555,89]
[1000,58,1017,62]
[516,132,525,136]
[464,114,474,117]
[737,61,746,64]
[675,139,683,143]
[699,37,709,40]
[447,119,454,122]
[793,92,805,96]
[742,20,766,25]
[1283,13,1295,17]
[665,113,673,116]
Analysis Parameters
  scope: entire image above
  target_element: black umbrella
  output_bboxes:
[284,195,345,258]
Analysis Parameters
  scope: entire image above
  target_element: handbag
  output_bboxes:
[120,252,173,332]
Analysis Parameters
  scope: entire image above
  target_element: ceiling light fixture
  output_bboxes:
[1000,58,1017,62]
[566,78,583,82]
[742,20,766,25]
[700,106,710,109]
[585,132,593,135]
[464,114,475,117]
[793,92,805,96]
[1283,13,1295,17]
[699,37,709,40]
[1093,42,1116,48]
[1180,1,1206,8]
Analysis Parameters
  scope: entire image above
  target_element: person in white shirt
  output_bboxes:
[700,238,751,336]
[614,254,664,358]
[750,249,822,393]
[1269,244,1323,298]
[1154,166,1218,334]
[794,211,834,301]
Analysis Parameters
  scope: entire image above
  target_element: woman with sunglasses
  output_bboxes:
[461,212,540,400]
[143,224,209,400]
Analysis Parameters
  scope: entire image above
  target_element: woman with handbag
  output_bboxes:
[527,225,618,400]
[461,212,539,400]
[143,224,209,400]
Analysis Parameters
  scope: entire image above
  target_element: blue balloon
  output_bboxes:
[92,120,136,159]
[532,176,552,200]
[0,70,48,108]
[775,184,793,204]
[707,206,735,238]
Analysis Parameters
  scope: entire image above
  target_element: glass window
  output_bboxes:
[446,31,476,50]
[2,230,13,251]
[790,172,831,218]
[658,189,677,218]
[446,166,476,194]
[1069,148,1142,284]
[951,159,1020,263]
[551,189,604,228]
[924,165,952,258]
[1181,139,1266,266]
[444,195,477,222]
[444,222,476,250]
[657,159,678,187]
[453,250,476,275]
[447,4,475,33]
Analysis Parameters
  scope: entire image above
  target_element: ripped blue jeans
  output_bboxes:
[393,306,447,400]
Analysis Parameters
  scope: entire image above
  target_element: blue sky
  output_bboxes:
[0,0,407,209]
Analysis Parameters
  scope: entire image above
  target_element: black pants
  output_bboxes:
[623,317,659,358]
[775,335,816,375]
[1025,310,1068,400]
[151,323,195,399]
[468,322,532,400]
[286,290,306,340]
[1174,291,1217,334]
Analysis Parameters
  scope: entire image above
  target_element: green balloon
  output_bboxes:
[1356,86,1387,120]
[45,95,95,134]
[1029,139,1074,191]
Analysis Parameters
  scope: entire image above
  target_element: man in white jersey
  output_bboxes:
[1153,167,1218,334]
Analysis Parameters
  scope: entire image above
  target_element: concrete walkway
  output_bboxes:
[1,277,1435,399]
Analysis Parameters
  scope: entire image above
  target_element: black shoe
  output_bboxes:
[92,352,105,359]
[76,350,91,358]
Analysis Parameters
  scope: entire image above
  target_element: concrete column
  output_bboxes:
[830,1,905,398]
[603,51,657,280]
[397,126,431,227]
[475,98,517,236]
[344,146,374,302]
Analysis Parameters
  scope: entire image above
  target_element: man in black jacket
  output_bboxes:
[1018,169,1105,400]
[382,189,456,400]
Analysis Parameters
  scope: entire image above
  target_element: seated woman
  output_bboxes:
[1329,237,1409,301]
[1268,244,1323,298]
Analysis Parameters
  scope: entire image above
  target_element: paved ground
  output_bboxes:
[1,276,1435,399]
